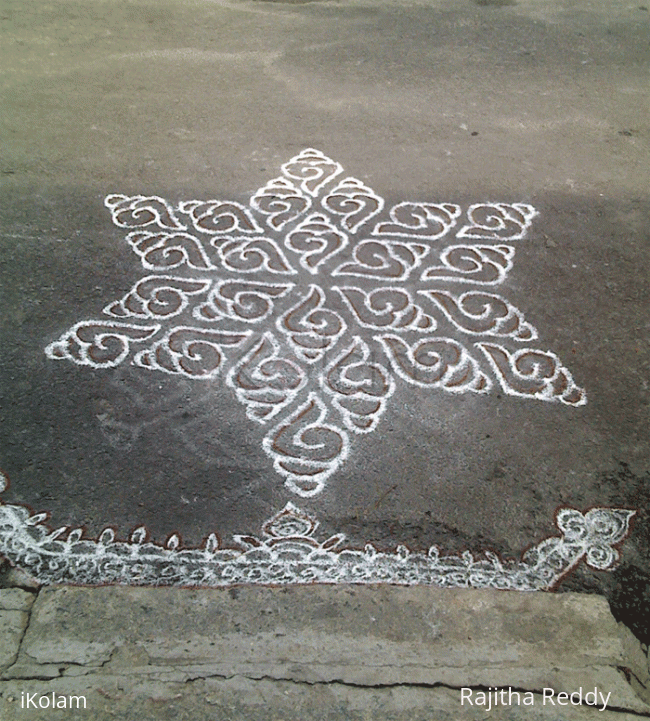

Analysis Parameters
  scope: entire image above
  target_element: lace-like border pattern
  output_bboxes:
[0,474,634,590]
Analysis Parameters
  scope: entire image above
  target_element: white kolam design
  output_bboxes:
[193,280,293,323]
[263,393,350,497]
[333,239,429,281]
[44,148,587,498]
[104,194,185,231]
[373,202,461,240]
[45,321,161,368]
[421,245,515,285]
[377,334,490,393]
[133,327,250,378]
[104,276,211,319]
[419,290,537,341]
[285,213,348,274]
[179,200,263,235]
[227,332,306,423]
[457,203,539,240]
[126,230,215,271]
[322,176,384,232]
[335,286,436,332]
[251,177,311,230]
[321,337,395,434]
[0,468,634,589]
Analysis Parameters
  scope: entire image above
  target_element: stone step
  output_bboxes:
[1,585,649,720]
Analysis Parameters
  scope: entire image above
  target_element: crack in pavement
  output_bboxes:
[3,650,650,715]
[0,588,38,679]
[2,586,649,716]
[175,673,650,716]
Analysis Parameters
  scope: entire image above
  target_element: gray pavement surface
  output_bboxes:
[1,585,650,719]
[1,0,650,716]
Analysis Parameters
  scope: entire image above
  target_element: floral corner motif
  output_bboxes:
[0,470,635,589]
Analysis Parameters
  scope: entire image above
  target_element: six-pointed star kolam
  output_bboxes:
[45,148,586,498]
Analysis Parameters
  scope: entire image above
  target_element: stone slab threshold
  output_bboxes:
[1,585,649,720]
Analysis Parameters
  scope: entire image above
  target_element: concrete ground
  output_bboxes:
[1,0,649,716]
[1,584,650,719]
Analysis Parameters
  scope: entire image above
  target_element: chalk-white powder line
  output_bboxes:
[334,285,436,332]
[477,343,587,406]
[0,470,635,589]
[457,203,538,240]
[372,202,461,240]
[276,285,347,364]
[284,212,349,275]
[133,327,251,379]
[43,148,586,501]
[103,276,212,320]
[322,176,385,233]
[250,176,312,231]
[281,148,344,197]
[262,392,350,497]
[320,337,396,435]
[226,331,307,424]
[179,199,264,236]
[193,280,294,324]
[376,334,491,394]
[420,244,515,285]
[45,321,161,369]
[332,239,430,281]
[418,289,538,341]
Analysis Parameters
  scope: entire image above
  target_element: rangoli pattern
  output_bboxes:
[45,149,587,498]
[0,470,634,588]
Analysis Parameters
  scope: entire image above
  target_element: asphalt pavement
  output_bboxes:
[1,0,649,717]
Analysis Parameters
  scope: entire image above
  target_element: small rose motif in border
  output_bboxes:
[0,472,634,590]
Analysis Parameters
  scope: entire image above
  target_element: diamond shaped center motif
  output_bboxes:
[45,148,586,497]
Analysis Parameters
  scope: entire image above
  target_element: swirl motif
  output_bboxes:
[261,503,321,540]
[263,393,349,497]
[477,344,586,405]
[250,177,310,230]
[421,245,514,285]
[44,149,586,505]
[322,177,384,232]
[104,195,185,230]
[333,240,429,280]
[134,327,249,378]
[377,334,490,392]
[227,332,306,423]
[335,286,435,332]
[277,286,346,363]
[373,202,461,240]
[193,281,292,323]
[45,321,160,368]
[285,213,348,274]
[126,231,215,271]
[280,148,343,197]
[0,497,635,587]
[103,276,211,319]
[522,508,636,581]
[179,200,262,235]
[457,203,538,240]
[218,237,296,274]
[420,290,537,340]
[322,338,395,434]
[557,509,625,568]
